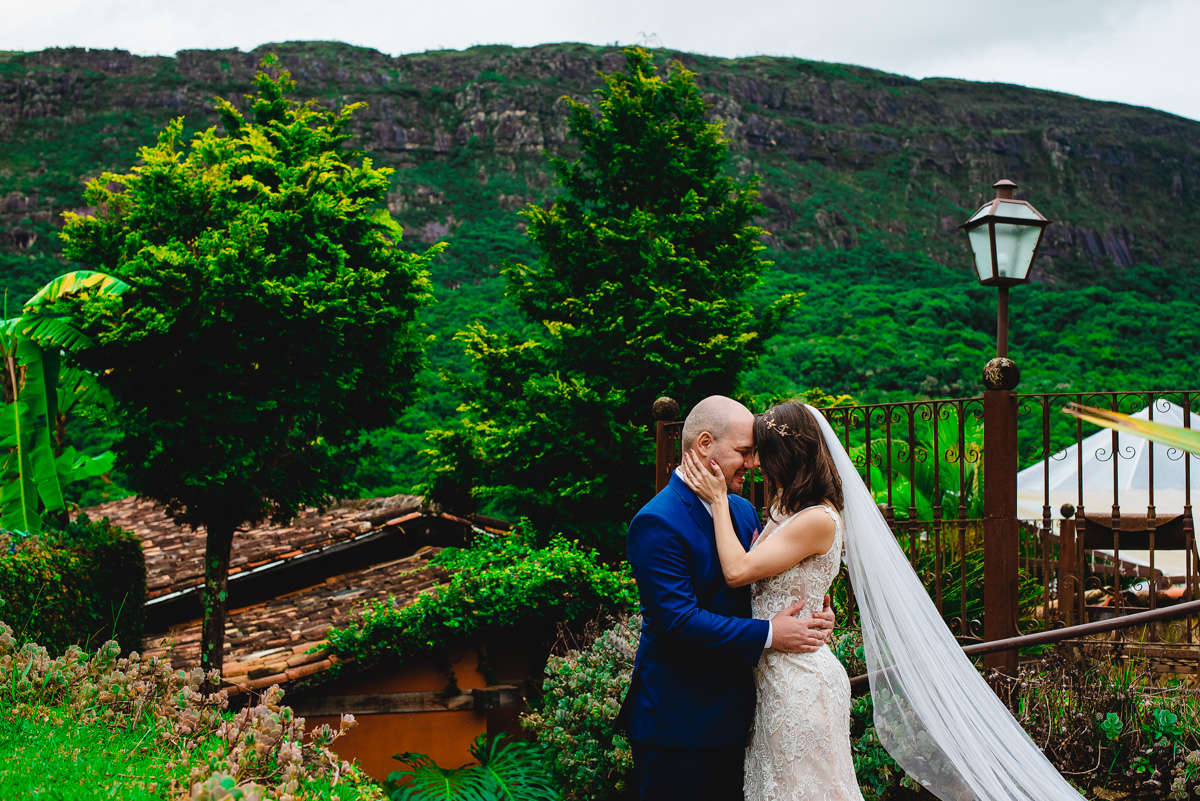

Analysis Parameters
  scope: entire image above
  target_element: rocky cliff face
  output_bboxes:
[1,40,1197,295]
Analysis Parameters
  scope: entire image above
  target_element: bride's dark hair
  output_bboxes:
[754,401,844,519]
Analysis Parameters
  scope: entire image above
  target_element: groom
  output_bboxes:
[622,395,835,801]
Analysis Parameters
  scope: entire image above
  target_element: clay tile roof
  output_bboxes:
[84,494,425,600]
[142,545,449,692]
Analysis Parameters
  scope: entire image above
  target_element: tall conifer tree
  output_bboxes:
[438,48,797,553]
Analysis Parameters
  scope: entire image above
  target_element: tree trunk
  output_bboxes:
[200,516,236,689]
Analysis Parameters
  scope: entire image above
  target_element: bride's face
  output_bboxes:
[705,414,757,493]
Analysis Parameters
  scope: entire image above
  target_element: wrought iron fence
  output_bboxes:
[821,399,987,640]
[1014,391,1199,649]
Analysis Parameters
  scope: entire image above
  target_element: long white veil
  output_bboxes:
[806,405,1084,801]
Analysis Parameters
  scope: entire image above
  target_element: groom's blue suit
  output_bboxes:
[622,472,769,799]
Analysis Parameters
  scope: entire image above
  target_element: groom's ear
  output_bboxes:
[694,431,714,455]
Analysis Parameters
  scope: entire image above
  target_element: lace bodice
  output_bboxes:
[750,504,843,620]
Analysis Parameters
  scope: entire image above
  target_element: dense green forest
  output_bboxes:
[1,42,1197,501]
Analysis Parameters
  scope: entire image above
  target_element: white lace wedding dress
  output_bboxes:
[745,504,865,801]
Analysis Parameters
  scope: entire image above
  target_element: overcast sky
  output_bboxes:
[3,0,1197,122]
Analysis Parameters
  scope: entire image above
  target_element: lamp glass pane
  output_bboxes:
[993,200,1041,220]
[967,224,994,281]
[968,203,993,223]
[992,222,1041,280]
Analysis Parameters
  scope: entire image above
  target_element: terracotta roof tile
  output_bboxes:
[142,546,448,691]
[90,492,509,691]
[83,494,424,599]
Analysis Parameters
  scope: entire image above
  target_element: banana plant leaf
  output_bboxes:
[55,446,115,485]
[41,347,59,440]
[14,339,64,514]
[0,270,129,536]
[15,270,132,351]
[858,456,935,520]
[55,366,108,420]
[1062,402,1200,456]
[16,315,94,351]
[850,413,984,522]
[0,398,28,450]
[0,471,42,534]
[0,397,38,534]
[22,270,131,312]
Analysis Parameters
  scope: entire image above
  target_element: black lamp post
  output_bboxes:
[962,178,1051,675]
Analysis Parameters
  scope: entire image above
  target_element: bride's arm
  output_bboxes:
[680,450,838,588]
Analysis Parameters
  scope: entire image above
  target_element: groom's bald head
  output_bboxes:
[682,395,752,450]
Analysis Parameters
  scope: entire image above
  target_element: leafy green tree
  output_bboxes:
[58,58,438,676]
[436,48,796,553]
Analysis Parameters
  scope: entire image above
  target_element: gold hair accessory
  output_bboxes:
[762,412,795,438]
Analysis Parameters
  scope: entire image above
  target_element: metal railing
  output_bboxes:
[848,598,1200,694]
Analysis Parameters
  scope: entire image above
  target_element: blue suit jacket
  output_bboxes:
[622,473,769,749]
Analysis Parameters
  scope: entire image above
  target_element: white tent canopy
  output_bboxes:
[1017,400,1199,580]
[1017,400,1200,522]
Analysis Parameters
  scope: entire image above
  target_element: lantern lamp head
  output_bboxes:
[961,179,1050,287]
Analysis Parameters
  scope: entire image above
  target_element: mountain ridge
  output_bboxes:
[2,40,1196,294]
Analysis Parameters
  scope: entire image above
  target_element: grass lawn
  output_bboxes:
[0,708,190,799]
[0,703,382,800]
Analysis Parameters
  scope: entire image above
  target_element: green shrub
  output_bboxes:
[994,651,1200,799]
[829,628,919,800]
[0,514,144,654]
[522,616,637,801]
[847,693,931,801]
[830,625,866,678]
[324,524,637,674]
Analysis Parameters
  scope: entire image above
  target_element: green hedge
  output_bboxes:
[0,514,145,654]
[324,524,638,675]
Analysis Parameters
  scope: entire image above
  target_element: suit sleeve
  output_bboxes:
[627,511,769,667]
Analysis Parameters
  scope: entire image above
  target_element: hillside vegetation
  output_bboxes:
[1,41,1197,497]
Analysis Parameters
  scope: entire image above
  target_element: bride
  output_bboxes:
[678,400,1086,801]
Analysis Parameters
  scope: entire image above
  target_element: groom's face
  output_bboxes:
[706,414,757,493]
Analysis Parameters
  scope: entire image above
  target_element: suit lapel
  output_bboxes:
[669,473,713,533]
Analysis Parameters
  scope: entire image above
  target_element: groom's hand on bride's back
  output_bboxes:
[770,599,836,653]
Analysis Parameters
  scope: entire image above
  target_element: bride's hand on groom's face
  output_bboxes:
[680,450,726,502]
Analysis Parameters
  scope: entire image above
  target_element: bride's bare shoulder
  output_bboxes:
[775,505,837,551]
